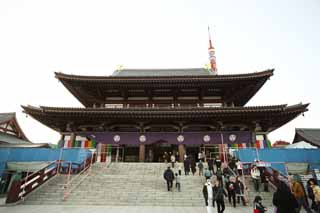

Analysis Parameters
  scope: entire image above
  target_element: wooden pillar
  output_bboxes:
[139,144,145,162]
[178,144,185,162]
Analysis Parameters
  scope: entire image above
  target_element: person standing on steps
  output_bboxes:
[198,160,204,176]
[215,156,222,171]
[212,180,227,213]
[251,165,260,192]
[202,179,215,213]
[291,175,312,213]
[184,156,190,175]
[163,166,174,191]
[175,173,181,192]
[170,153,176,168]
[208,158,214,174]
[226,176,236,208]
[234,176,246,206]
[272,181,298,213]
[190,156,196,175]
[204,168,212,180]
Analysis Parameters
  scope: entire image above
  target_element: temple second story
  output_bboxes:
[55,68,274,108]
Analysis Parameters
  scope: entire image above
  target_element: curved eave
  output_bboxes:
[22,103,308,133]
[55,69,274,81]
[0,112,29,141]
[292,128,320,147]
[55,69,274,107]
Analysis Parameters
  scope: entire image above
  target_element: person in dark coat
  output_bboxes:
[190,156,196,175]
[183,157,190,175]
[163,167,174,191]
[226,176,236,207]
[272,181,298,213]
[212,181,227,213]
[235,176,246,206]
[215,156,222,170]
[208,158,214,173]
[260,168,269,192]
[307,178,317,211]
[253,195,267,213]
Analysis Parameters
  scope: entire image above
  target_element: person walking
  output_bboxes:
[208,158,214,173]
[273,181,298,213]
[163,166,174,191]
[307,178,317,211]
[215,156,222,170]
[175,173,181,192]
[260,168,269,192]
[202,179,215,213]
[235,176,246,206]
[226,176,236,207]
[309,179,320,212]
[170,154,176,168]
[291,175,312,213]
[251,165,260,192]
[183,157,190,175]
[190,156,196,175]
[212,180,227,213]
[204,168,212,180]
[198,160,204,176]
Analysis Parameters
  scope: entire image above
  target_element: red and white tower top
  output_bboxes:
[208,26,217,75]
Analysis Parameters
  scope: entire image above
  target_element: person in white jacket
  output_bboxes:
[251,165,260,192]
[202,179,214,213]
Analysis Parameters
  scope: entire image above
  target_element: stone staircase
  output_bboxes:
[243,176,274,207]
[23,162,275,207]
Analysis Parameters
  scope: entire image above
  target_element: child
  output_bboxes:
[175,173,181,192]
[253,195,267,213]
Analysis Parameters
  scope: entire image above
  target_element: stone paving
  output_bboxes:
[0,205,277,213]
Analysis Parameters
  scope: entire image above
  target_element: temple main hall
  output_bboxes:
[22,68,308,162]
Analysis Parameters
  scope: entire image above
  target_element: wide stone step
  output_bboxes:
[23,162,275,207]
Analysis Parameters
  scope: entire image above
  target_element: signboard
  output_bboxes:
[256,161,272,167]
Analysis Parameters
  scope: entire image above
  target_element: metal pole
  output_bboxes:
[57,148,64,175]
[220,132,227,163]
[116,146,119,163]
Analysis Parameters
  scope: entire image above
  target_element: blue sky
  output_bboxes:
[0,0,319,144]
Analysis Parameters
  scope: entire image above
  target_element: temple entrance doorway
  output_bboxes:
[146,141,178,162]
[201,144,220,161]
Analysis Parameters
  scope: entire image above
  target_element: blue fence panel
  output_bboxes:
[0,148,92,166]
[235,148,320,164]
[0,148,10,162]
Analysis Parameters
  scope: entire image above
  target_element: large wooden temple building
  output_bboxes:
[22,68,308,162]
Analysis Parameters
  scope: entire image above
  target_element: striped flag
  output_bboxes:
[255,140,260,149]
[266,140,272,148]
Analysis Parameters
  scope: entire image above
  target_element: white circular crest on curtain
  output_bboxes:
[177,135,184,143]
[203,135,211,142]
[229,134,237,142]
[113,135,120,142]
[139,135,146,143]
